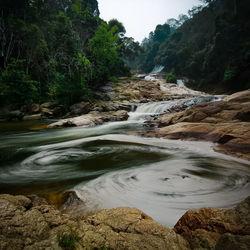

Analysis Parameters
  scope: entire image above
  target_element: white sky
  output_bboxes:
[98,0,202,42]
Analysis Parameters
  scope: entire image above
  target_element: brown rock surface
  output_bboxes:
[0,194,190,250]
[174,196,250,250]
[143,89,250,160]
[48,110,129,128]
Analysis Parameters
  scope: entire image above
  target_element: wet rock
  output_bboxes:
[48,110,128,128]
[145,90,250,160]
[174,196,250,250]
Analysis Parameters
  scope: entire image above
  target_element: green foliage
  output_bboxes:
[166,72,177,83]
[58,232,79,250]
[0,60,38,108]
[88,22,120,83]
[108,76,118,83]
[0,0,132,109]
[136,0,250,92]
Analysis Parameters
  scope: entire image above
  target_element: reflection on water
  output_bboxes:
[0,101,250,227]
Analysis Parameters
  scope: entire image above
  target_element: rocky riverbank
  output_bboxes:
[0,194,249,250]
[139,89,250,160]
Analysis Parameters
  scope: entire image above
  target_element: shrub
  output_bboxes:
[58,232,79,250]
[108,76,118,83]
[166,72,177,83]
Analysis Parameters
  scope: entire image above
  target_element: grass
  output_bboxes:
[58,232,79,250]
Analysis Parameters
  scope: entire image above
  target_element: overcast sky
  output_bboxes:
[98,0,202,42]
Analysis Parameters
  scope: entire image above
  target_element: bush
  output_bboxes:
[58,232,79,250]
[108,76,118,83]
[166,72,177,83]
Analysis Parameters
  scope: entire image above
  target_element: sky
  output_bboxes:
[98,0,202,43]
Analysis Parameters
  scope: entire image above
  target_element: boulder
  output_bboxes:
[30,103,40,113]
[144,90,250,160]
[40,102,57,109]
[23,114,42,120]
[3,111,24,121]
[41,107,54,117]
[0,194,190,250]
[48,110,129,128]
[69,102,92,116]
[174,197,250,250]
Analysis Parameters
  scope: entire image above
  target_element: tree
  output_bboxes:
[88,22,119,83]
[108,19,126,37]
[0,59,38,107]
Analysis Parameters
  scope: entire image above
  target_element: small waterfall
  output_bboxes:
[150,65,164,74]
[128,100,183,121]
[128,95,223,121]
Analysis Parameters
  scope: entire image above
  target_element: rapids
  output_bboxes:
[0,97,249,227]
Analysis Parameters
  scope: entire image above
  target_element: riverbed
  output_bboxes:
[0,99,249,227]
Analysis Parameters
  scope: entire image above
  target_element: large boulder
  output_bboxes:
[174,197,250,250]
[0,194,190,250]
[143,89,250,160]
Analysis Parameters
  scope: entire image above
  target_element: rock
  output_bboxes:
[69,102,92,116]
[174,196,250,250]
[40,102,57,109]
[48,110,128,128]
[41,107,54,117]
[86,207,190,250]
[53,105,67,118]
[3,111,24,121]
[30,103,40,113]
[223,89,250,103]
[144,90,250,160]
[23,114,42,120]
[0,194,190,250]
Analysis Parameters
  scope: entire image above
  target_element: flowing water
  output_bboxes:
[0,99,249,227]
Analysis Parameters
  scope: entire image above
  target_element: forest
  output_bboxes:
[1,0,250,110]
[0,0,140,108]
[136,0,250,93]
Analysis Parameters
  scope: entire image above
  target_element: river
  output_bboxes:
[0,98,249,227]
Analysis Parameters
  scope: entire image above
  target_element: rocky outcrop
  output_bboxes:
[48,110,129,128]
[1,194,249,250]
[95,78,204,104]
[174,196,250,250]
[141,89,250,160]
[0,194,190,250]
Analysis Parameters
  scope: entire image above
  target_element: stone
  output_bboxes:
[41,107,54,117]
[40,102,57,109]
[69,102,92,115]
[48,110,128,128]
[174,196,250,250]
[3,111,24,121]
[143,90,250,160]
[0,194,190,250]
[30,103,40,113]
[23,114,42,120]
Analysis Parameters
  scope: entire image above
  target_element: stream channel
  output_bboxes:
[0,97,249,227]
